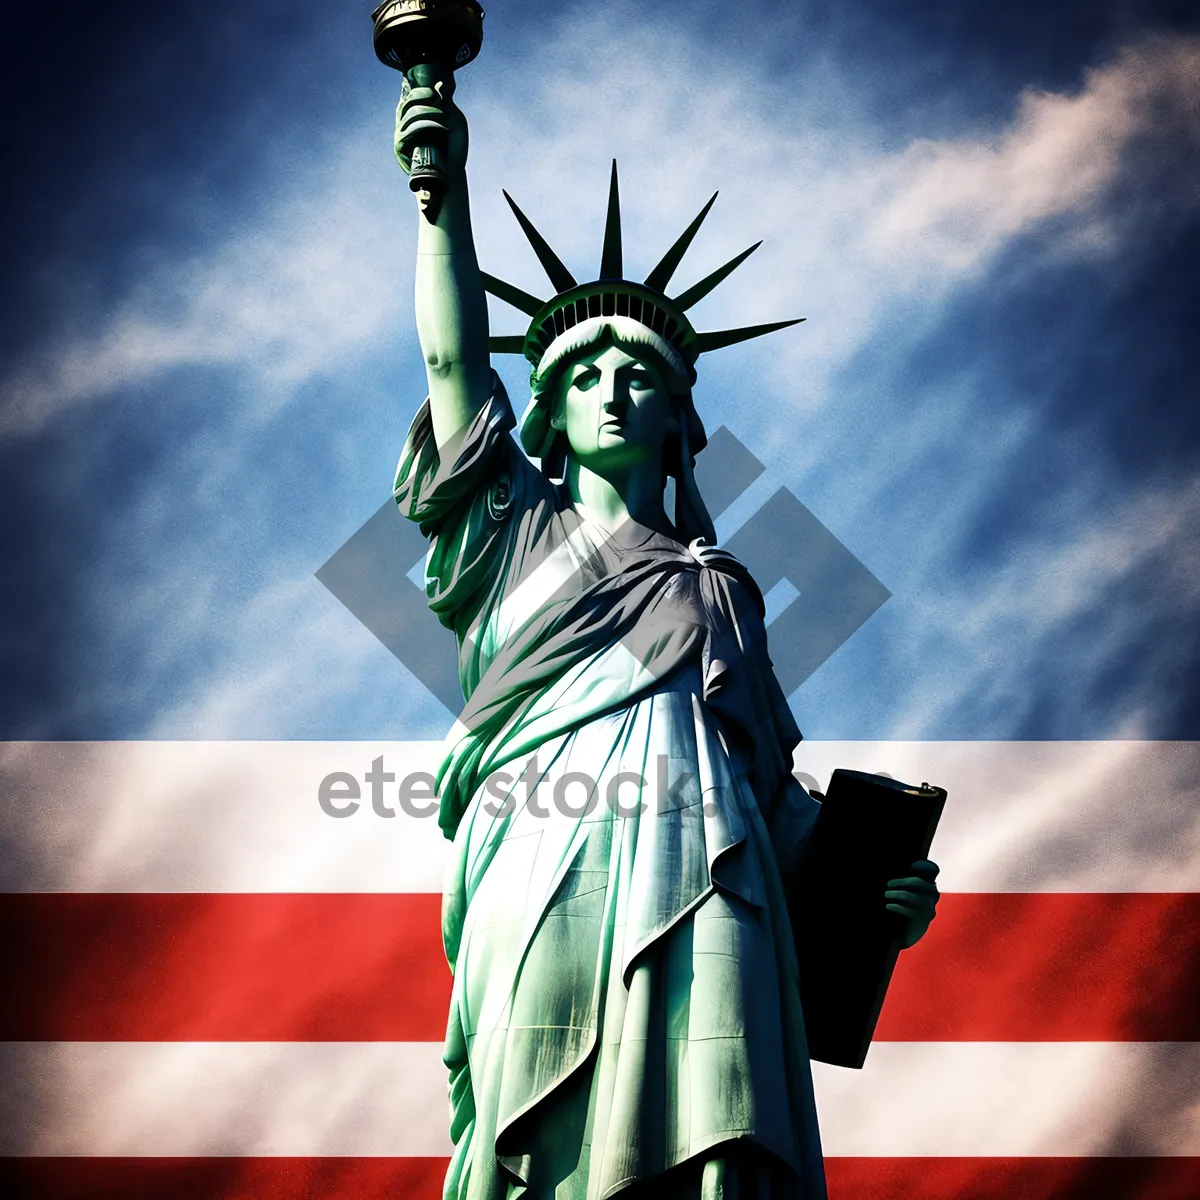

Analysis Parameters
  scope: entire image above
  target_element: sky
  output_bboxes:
[1,0,1198,743]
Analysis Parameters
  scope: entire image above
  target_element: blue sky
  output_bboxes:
[1,0,1197,742]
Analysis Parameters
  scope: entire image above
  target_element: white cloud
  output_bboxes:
[0,135,406,438]
[881,471,1200,740]
[863,36,1200,272]
[3,28,1196,441]
[463,26,1200,411]
[4,15,1197,742]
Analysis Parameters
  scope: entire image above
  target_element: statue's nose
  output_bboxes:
[601,376,630,414]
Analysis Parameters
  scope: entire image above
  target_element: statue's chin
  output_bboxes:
[596,425,634,451]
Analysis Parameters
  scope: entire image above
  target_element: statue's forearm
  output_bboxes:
[414,176,492,449]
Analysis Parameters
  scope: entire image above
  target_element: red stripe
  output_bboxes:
[0,893,450,1041]
[0,1158,445,1200]
[824,1158,1200,1199]
[2,892,1196,1041]
[877,892,1200,1041]
[1,1158,1197,1200]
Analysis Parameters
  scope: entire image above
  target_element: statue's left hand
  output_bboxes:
[886,859,940,948]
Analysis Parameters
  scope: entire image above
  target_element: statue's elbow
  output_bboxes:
[424,351,458,381]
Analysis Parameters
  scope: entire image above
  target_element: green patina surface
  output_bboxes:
[381,16,935,1193]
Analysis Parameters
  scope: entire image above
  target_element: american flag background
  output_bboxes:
[1,2,1198,1198]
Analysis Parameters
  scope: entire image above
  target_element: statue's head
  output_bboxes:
[522,317,700,468]
[485,164,804,541]
[550,338,680,476]
[520,317,714,541]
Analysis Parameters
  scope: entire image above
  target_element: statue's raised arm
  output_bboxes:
[395,76,491,450]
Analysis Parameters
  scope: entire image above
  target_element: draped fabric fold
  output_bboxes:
[395,374,826,1199]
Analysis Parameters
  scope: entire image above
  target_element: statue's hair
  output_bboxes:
[517,317,715,544]
[533,318,690,399]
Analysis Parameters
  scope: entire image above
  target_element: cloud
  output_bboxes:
[863,35,1200,272]
[4,12,1197,742]
[0,134,406,440]
[907,472,1200,737]
[4,28,1196,443]
[462,25,1200,415]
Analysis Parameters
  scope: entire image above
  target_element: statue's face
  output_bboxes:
[553,344,680,476]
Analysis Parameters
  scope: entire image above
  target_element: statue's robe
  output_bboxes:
[395,375,827,1200]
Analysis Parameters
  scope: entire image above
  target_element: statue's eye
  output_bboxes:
[629,372,654,391]
[573,370,600,391]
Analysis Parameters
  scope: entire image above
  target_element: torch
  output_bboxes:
[371,0,486,206]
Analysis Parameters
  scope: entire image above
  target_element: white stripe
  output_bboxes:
[0,1041,453,1158]
[3,1041,1195,1157]
[813,1042,1200,1157]
[793,740,1200,893]
[1,740,1196,892]
[0,741,449,894]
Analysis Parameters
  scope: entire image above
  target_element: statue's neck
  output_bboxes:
[564,458,676,540]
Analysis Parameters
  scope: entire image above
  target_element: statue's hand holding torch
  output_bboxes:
[394,71,469,212]
[373,0,484,218]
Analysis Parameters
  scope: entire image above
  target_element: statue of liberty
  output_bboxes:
[388,54,940,1200]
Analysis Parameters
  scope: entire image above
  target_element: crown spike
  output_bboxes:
[489,335,528,354]
[672,242,763,312]
[695,318,805,354]
[502,190,577,294]
[599,160,623,280]
[643,192,718,293]
[480,271,545,317]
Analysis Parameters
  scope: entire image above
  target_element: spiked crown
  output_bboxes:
[484,163,803,383]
